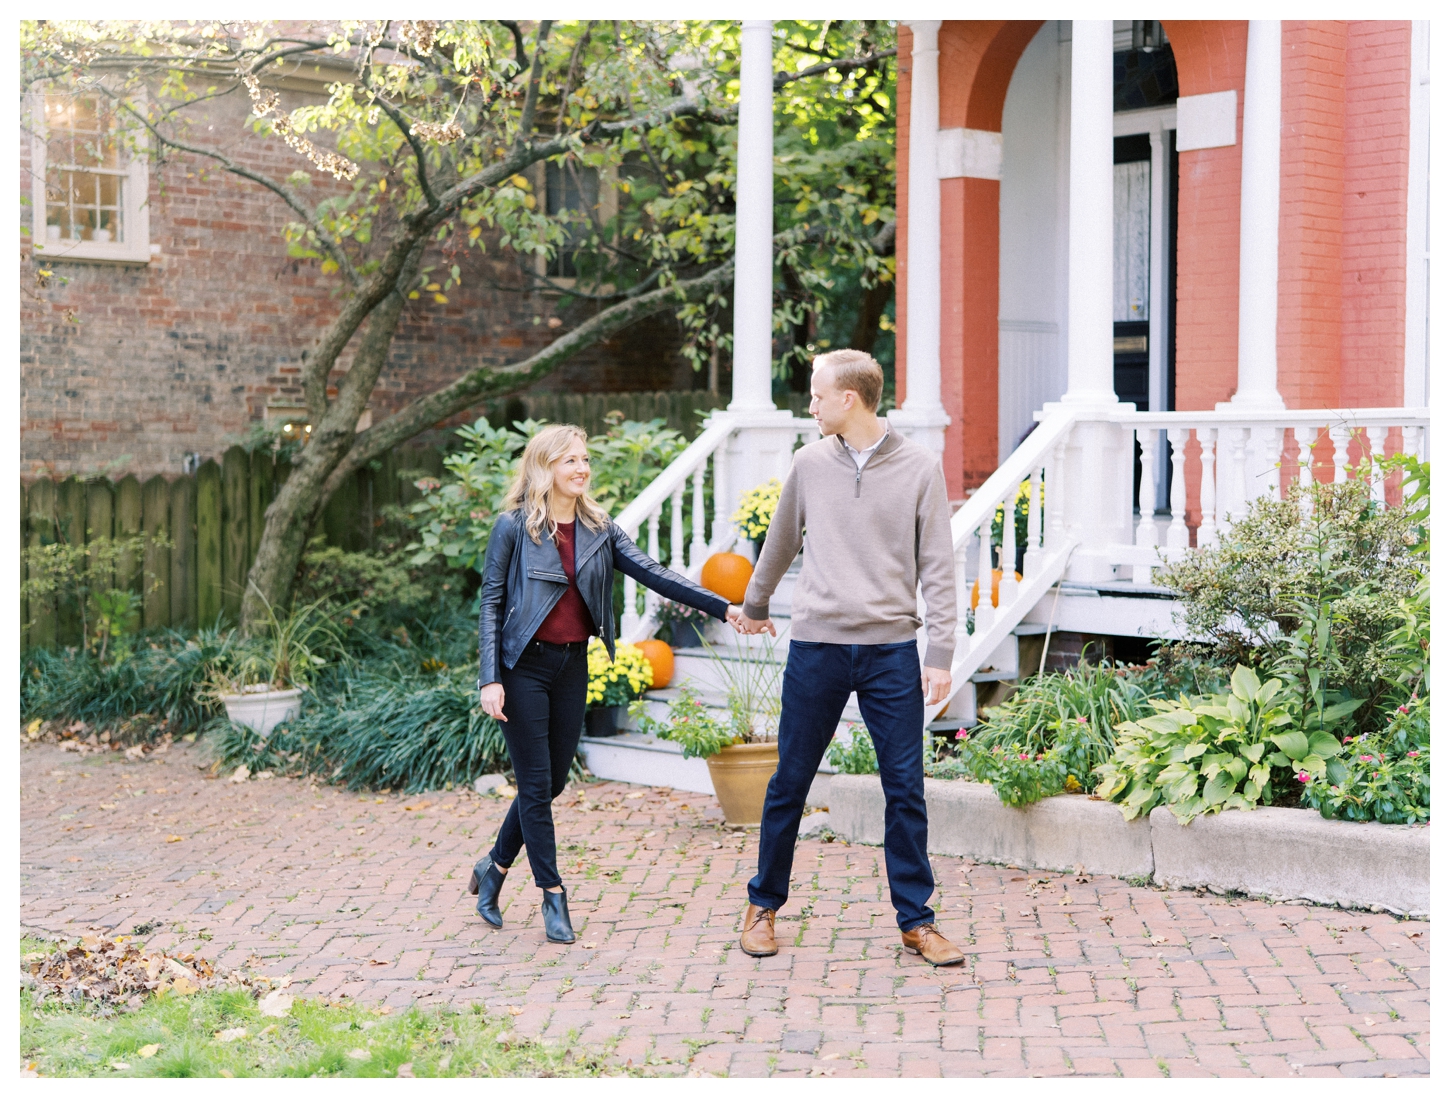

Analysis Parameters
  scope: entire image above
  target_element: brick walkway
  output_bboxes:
[21,741,1429,1077]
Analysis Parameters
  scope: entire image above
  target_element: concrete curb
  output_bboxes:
[1149,804,1431,917]
[829,774,1430,915]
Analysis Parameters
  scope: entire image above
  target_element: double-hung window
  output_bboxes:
[29,90,151,263]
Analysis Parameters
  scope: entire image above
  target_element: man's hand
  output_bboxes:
[922,666,951,708]
[480,683,507,722]
[737,612,777,637]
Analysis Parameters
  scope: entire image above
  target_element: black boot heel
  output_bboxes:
[468,858,505,928]
[540,888,575,943]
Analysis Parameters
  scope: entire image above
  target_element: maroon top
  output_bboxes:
[533,520,596,643]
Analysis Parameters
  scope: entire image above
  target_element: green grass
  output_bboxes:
[21,939,629,1079]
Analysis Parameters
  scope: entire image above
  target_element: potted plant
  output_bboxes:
[584,637,653,737]
[208,593,345,736]
[685,635,785,826]
[653,599,714,648]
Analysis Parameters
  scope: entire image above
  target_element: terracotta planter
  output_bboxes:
[705,741,780,827]
[219,686,303,737]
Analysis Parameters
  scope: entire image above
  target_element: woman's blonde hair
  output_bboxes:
[502,423,612,543]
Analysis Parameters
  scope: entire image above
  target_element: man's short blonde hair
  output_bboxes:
[813,349,883,412]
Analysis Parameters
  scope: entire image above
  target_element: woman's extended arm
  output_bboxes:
[608,524,732,621]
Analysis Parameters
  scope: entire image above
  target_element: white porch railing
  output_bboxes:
[608,404,1429,725]
[612,414,818,641]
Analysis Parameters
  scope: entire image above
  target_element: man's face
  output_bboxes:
[809,364,852,437]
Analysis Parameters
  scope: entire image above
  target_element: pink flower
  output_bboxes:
[1398,705,1409,715]
[1296,771,1312,783]
[1018,753,1030,761]
[1407,750,1420,758]
[1076,717,1089,724]
[955,729,969,740]
[1360,755,1374,762]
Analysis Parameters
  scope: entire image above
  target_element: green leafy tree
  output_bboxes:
[23,20,896,628]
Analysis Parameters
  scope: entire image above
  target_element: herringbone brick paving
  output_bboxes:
[20,741,1429,1077]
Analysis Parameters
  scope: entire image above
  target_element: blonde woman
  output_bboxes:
[470,424,742,942]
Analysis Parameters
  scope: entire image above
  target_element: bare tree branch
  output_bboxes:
[773,47,897,89]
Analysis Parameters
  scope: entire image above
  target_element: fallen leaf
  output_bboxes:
[404,802,433,812]
[1060,894,1072,905]
[1019,910,1032,917]
[166,835,184,843]
[579,941,597,950]
[496,784,516,798]
[215,1027,247,1043]
[508,1005,525,1016]
[1151,936,1170,946]
[355,827,367,835]
[109,1060,130,1071]
[99,803,117,810]
[367,959,389,966]
[230,766,251,783]
[66,856,82,863]
[138,1044,160,1058]
[348,1048,372,1061]
[439,1055,452,1072]
[396,1063,415,1078]
[259,990,295,1018]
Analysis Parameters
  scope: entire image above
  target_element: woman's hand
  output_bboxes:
[725,605,745,633]
[480,683,507,722]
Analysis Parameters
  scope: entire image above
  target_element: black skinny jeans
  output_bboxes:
[487,638,588,890]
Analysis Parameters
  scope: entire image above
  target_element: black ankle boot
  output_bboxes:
[467,858,505,928]
[540,888,575,943]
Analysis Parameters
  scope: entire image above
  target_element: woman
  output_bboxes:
[469,424,740,943]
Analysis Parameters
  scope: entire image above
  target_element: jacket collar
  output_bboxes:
[572,515,612,566]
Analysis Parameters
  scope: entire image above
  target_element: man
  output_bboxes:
[735,349,964,966]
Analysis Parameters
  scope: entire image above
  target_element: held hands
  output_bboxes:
[733,607,777,636]
[480,683,507,721]
[922,666,951,707]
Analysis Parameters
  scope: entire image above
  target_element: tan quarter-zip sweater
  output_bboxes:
[742,420,958,669]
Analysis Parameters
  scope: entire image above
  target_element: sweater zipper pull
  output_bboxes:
[855,466,862,497]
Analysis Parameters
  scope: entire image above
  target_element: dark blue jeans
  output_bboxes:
[748,639,936,931]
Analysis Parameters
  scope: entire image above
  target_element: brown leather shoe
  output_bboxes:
[739,904,778,957]
[901,922,965,966]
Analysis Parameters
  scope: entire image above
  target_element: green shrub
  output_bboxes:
[1300,694,1429,824]
[631,684,736,760]
[826,722,879,775]
[952,718,1106,805]
[1158,476,1420,729]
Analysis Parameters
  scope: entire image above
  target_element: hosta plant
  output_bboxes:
[1096,666,1298,823]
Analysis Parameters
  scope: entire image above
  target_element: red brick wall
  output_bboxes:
[1162,20,1249,413]
[1279,21,1348,410]
[1340,20,1412,408]
[20,87,691,480]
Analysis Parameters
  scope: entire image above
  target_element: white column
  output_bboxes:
[727,19,777,414]
[1060,19,1117,406]
[887,19,950,455]
[1225,19,1286,411]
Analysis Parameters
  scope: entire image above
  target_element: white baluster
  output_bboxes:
[1294,425,1316,490]
[1403,424,1424,461]
[689,463,707,570]
[1134,428,1159,585]
[670,484,686,570]
[1024,466,1043,578]
[644,507,663,627]
[999,487,1020,608]
[1166,427,1189,549]
[1046,441,1067,551]
[711,444,731,548]
[1225,427,1249,522]
[954,538,971,653]
[974,517,996,639]
[1329,423,1351,484]
[1366,426,1388,504]
[621,523,641,640]
[1196,427,1217,548]
[1135,428,1159,547]
[1261,426,1285,501]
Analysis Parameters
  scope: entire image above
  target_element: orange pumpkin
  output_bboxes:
[700,552,754,605]
[636,638,675,689]
[970,569,1023,610]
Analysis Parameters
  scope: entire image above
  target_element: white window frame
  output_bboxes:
[532,159,618,291]
[28,88,152,265]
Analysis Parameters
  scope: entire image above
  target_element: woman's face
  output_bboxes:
[551,438,591,501]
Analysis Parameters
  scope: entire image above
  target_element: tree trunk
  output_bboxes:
[849,277,894,353]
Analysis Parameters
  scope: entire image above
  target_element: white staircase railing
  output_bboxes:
[613,413,818,641]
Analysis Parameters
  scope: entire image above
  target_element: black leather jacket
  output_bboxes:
[478,509,730,686]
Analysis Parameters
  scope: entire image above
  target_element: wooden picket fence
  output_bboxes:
[19,389,808,651]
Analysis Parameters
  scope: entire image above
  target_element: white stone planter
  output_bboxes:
[219,686,303,737]
[829,774,1430,916]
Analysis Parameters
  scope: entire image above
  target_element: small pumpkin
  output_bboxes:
[970,568,1023,610]
[700,552,754,605]
[636,638,675,689]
